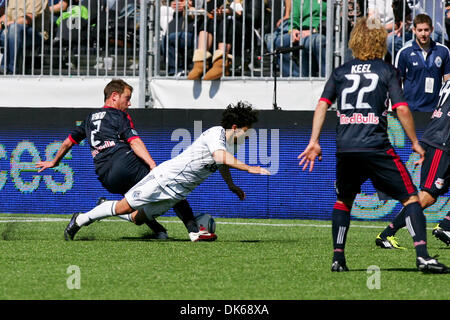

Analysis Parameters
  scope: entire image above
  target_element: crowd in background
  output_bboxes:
[0,0,140,75]
[159,0,450,80]
[1,0,450,78]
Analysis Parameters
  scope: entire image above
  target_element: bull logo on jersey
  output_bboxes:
[435,178,445,190]
[432,108,443,119]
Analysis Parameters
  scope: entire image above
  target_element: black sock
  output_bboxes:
[380,207,407,238]
[145,219,167,234]
[332,202,351,263]
[173,199,199,233]
[438,211,450,230]
[404,202,429,258]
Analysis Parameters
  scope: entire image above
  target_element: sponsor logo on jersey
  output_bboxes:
[337,112,379,125]
[91,140,116,157]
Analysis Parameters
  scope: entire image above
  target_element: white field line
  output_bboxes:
[0,216,436,230]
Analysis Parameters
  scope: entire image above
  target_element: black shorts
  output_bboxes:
[96,151,150,195]
[420,144,450,198]
[336,148,417,201]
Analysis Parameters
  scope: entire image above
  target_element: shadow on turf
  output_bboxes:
[117,236,297,243]
[349,268,418,273]
[1,223,19,240]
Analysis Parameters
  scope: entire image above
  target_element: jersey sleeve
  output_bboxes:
[388,66,408,110]
[394,50,407,79]
[118,113,140,143]
[68,121,86,144]
[205,127,227,155]
[319,73,337,106]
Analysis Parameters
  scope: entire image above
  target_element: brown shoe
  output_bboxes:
[203,50,232,80]
[187,49,211,80]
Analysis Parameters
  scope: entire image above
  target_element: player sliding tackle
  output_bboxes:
[298,17,448,273]
[64,102,270,241]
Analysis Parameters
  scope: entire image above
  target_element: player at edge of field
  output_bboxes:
[298,17,448,273]
[63,101,271,241]
[376,77,450,249]
[35,79,211,241]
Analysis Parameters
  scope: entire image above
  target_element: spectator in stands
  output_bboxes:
[388,0,413,60]
[48,0,70,14]
[187,0,244,80]
[368,0,402,61]
[264,0,291,53]
[161,0,196,76]
[0,0,5,17]
[270,0,327,77]
[343,0,368,62]
[446,0,450,49]
[160,0,174,38]
[0,0,48,74]
[47,1,80,30]
[395,14,450,112]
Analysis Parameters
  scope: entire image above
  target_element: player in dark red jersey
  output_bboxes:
[36,79,211,241]
[298,17,448,273]
[376,79,450,248]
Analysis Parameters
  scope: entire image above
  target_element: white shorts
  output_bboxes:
[124,173,180,220]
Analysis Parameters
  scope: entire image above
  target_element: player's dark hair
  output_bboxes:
[221,101,259,129]
[413,13,432,28]
[104,79,133,101]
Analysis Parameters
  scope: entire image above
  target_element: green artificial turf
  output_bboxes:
[0,214,448,300]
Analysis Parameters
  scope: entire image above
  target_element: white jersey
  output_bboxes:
[151,126,233,199]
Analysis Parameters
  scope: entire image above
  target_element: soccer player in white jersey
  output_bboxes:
[64,102,271,241]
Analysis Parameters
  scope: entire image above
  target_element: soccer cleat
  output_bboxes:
[375,233,405,249]
[189,227,217,242]
[331,260,349,272]
[416,256,448,274]
[64,212,81,241]
[432,225,450,246]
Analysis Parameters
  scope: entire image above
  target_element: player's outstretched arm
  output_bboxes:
[213,150,270,175]
[298,100,328,172]
[219,165,246,200]
[395,105,425,165]
[35,137,74,172]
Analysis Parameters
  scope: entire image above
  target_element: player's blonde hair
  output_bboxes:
[349,17,387,60]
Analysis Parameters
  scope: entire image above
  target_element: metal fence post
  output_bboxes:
[139,0,149,108]
[326,0,335,78]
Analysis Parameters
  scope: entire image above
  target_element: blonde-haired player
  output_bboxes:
[298,17,448,273]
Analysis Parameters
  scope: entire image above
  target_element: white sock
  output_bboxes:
[76,201,117,226]
[117,214,133,223]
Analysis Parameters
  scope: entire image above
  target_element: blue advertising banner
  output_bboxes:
[0,108,448,222]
